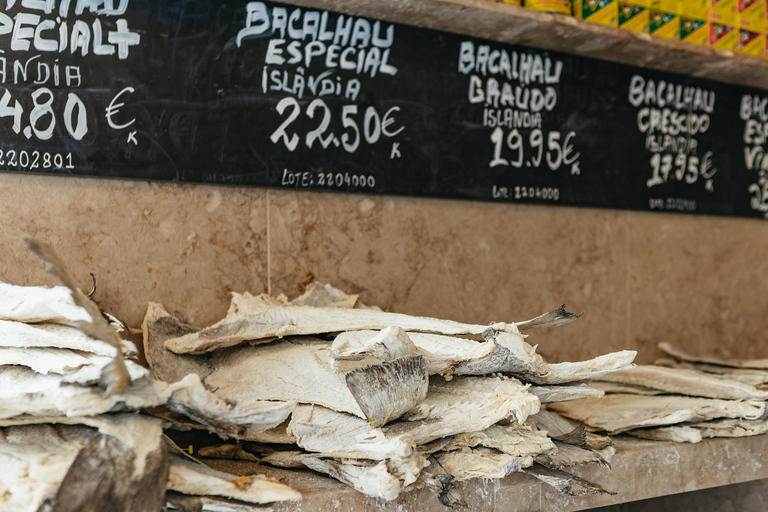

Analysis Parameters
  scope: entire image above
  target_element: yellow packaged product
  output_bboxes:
[524,0,572,13]
[680,15,709,44]
[737,27,766,54]
[619,1,650,31]
[574,0,619,26]
[683,0,708,18]
[710,0,738,26]
[738,0,766,31]
[709,21,739,48]
[650,0,680,39]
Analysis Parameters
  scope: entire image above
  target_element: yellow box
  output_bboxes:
[681,15,709,44]
[739,0,766,30]
[574,0,619,25]
[524,0,572,13]
[650,8,680,38]
[683,0,708,18]
[619,1,651,31]
[709,21,739,48]
[710,0,738,26]
[737,28,766,54]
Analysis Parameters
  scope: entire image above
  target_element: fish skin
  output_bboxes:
[25,239,130,396]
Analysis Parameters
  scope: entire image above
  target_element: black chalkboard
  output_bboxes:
[0,0,766,218]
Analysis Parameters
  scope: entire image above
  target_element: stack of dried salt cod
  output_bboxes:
[0,240,301,512]
[548,342,768,444]
[148,282,638,503]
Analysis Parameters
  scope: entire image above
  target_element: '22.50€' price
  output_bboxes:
[270,97,404,153]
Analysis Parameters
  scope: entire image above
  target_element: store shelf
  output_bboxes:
[280,0,768,90]
[204,434,768,511]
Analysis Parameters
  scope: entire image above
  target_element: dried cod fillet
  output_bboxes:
[523,463,615,496]
[26,239,130,395]
[288,404,415,461]
[291,282,359,308]
[142,302,213,384]
[433,447,527,480]
[0,346,150,384]
[655,358,768,386]
[345,355,429,426]
[246,420,296,444]
[589,381,665,396]
[169,453,301,504]
[164,292,527,354]
[0,366,294,438]
[446,424,555,459]
[0,320,137,357]
[596,365,768,400]
[659,342,768,370]
[547,394,766,434]
[0,282,92,325]
[164,491,275,512]
[402,375,540,438]
[0,424,95,512]
[534,440,609,470]
[332,329,636,384]
[205,341,365,418]
[528,384,604,403]
[528,410,613,451]
[302,457,401,501]
[631,416,768,443]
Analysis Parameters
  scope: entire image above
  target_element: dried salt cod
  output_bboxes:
[655,358,768,387]
[445,424,555,460]
[589,381,665,396]
[629,416,768,443]
[164,492,276,512]
[303,458,402,501]
[0,347,150,385]
[164,293,579,355]
[143,302,212,384]
[0,366,294,439]
[529,384,604,403]
[433,447,527,480]
[204,340,366,418]
[547,394,766,434]
[0,415,168,512]
[659,341,768,370]
[168,453,301,504]
[528,410,612,451]
[345,355,429,426]
[331,328,636,384]
[523,464,615,496]
[26,239,131,395]
[291,282,370,309]
[534,441,609,470]
[0,320,138,358]
[0,282,92,325]
[596,365,768,400]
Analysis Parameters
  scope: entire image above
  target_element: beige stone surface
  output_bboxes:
[3,175,768,365]
[0,174,268,328]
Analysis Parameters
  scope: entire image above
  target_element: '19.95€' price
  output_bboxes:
[489,127,581,174]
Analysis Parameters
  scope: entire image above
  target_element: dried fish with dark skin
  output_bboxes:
[25,239,130,396]
[523,463,615,496]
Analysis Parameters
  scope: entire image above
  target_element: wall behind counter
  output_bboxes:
[1,173,766,364]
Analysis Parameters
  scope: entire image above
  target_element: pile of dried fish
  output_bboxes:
[0,240,301,512]
[148,281,637,502]
[548,342,768,444]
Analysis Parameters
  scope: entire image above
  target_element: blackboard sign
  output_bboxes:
[0,0,766,218]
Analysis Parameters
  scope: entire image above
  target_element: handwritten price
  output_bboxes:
[0,87,88,141]
[489,127,580,174]
[271,97,403,154]
[646,152,715,189]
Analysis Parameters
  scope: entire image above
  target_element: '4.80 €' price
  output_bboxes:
[0,87,88,141]
[489,127,581,174]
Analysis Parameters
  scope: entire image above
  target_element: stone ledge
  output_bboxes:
[203,434,768,511]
